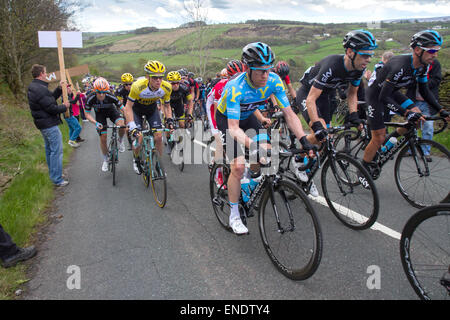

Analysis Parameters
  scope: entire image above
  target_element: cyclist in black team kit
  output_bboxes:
[362,30,449,174]
[294,30,377,193]
[298,30,377,136]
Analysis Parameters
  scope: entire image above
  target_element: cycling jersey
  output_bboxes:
[114,85,130,108]
[85,93,123,135]
[206,78,228,135]
[170,82,193,118]
[300,55,363,92]
[217,72,289,120]
[85,92,121,112]
[367,54,443,130]
[128,77,172,111]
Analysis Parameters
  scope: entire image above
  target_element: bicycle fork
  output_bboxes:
[268,178,295,234]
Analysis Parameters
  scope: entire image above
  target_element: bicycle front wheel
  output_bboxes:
[321,152,379,230]
[259,180,322,280]
[400,204,450,300]
[150,151,167,208]
[395,139,450,208]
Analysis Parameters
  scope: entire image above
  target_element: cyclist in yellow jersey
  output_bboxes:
[123,60,174,174]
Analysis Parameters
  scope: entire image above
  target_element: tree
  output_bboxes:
[182,0,211,77]
[0,0,75,97]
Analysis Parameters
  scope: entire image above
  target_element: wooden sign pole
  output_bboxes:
[56,31,69,117]
[66,69,74,88]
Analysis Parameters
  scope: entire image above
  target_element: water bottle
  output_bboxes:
[381,137,397,153]
[240,169,251,203]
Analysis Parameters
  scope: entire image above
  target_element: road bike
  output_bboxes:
[209,147,323,280]
[138,116,169,208]
[333,116,449,208]
[106,124,127,186]
[279,124,380,230]
[400,201,450,300]
[166,117,188,172]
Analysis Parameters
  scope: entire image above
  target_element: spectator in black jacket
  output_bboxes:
[27,64,69,187]
[406,59,442,160]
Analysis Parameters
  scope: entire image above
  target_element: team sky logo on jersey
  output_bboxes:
[393,69,404,82]
[321,68,333,83]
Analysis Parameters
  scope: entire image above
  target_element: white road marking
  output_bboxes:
[194,139,402,240]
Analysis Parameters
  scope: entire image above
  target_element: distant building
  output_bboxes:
[367,21,381,29]
[432,25,443,30]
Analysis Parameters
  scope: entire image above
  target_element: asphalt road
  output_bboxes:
[25,121,427,300]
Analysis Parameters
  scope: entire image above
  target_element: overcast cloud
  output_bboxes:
[72,0,450,32]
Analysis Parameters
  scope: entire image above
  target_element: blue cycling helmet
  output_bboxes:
[410,30,443,48]
[242,42,275,67]
[343,30,378,51]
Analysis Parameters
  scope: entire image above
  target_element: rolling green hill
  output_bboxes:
[75,20,450,83]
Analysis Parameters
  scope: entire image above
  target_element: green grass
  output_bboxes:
[84,33,137,48]
[0,93,73,299]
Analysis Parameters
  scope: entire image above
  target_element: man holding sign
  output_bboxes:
[27,64,70,187]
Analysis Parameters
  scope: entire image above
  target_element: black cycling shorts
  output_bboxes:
[133,106,163,130]
[216,111,269,161]
[94,108,124,135]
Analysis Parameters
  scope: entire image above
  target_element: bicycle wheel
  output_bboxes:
[150,151,167,208]
[109,138,117,186]
[141,150,150,188]
[258,179,322,280]
[400,204,450,300]
[210,163,232,232]
[395,139,450,208]
[321,152,379,230]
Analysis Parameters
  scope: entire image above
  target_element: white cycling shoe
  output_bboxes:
[118,140,126,153]
[101,161,109,172]
[229,217,248,235]
[308,180,319,197]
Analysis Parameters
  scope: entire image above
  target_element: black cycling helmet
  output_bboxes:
[274,61,290,78]
[226,60,245,77]
[410,30,443,48]
[242,42,275,67]
[177,69,187,77]
[343,30,378,51]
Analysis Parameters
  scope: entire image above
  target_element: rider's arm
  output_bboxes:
[347,84,359,114]
[186,94,194,116]
[228,118,253,149]
[379,81,417,116]
[417,80,443,114]
[305,86,324,124]
[123,99,135,125]
[283,106,307,140]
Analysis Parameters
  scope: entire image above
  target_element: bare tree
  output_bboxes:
[182,0,211,77]
[0,0,75,97]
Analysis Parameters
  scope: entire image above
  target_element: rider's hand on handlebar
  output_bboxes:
[261,117,271,128]
[299,136,317,159]
[406,110,424,125]
[311,121,327,142]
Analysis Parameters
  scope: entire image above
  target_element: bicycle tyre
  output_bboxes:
[109,138,117,186]
[209,163,232,232]
[142,150,150,188]
[394,139,450,208]
[399,204,450,300]
[150,151,167,208]
[321,152,379,230]
[258,179,322,280]
[333,129,365,158]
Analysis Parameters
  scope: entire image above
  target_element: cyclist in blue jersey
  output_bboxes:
[216,42,315,235]
[362,30,449,174]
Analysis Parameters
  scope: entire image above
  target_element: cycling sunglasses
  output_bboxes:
[170,82,180,85]
[150,76,164,80]
[249,64,273,71]
[124,83,132,86]
[354,50,374,57]
[420,47,440,54]
[96,90,109,94]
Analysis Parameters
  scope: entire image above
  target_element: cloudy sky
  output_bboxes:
[72,0,450,32]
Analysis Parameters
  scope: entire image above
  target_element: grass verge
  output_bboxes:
[0,91,73,299]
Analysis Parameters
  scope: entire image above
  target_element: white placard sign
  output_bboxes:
[38,31,83,48]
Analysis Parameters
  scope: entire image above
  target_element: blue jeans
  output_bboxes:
[40,126,64,185]
[417,101,436,155]
[65,116,82,141]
